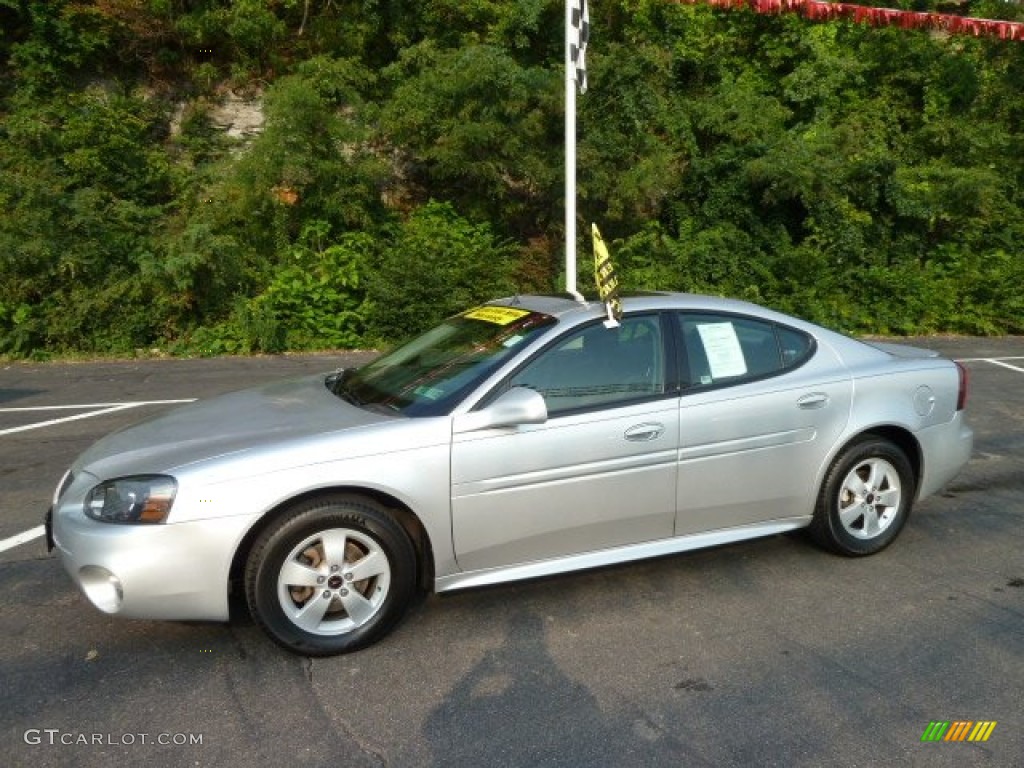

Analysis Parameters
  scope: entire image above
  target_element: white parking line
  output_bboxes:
[0,403,154,411]
[0,525,45,553]
[982,359,1024,374]
[0,399,195,436]
[956,355,1024,363]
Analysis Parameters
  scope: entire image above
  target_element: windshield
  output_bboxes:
[330,306,557,416]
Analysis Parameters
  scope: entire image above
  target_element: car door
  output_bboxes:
[673,312,853,535]
[450,314,680,572]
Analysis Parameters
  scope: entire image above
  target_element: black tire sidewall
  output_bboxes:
[245,496,416,656]
[815,439,916,556]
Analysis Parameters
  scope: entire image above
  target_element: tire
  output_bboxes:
[245,494,416,656]
[810,438,916,556]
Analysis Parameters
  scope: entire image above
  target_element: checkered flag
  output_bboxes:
[570,0,590,94]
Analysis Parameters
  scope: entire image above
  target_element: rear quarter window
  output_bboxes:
[777,325,814,368]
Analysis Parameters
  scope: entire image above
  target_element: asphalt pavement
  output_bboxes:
[1,339,1021,767]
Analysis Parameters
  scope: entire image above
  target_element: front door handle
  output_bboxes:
[624,423,665,442]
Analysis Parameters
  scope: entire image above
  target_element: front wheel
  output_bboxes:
[245,495,416,655]
[810,438,916,556]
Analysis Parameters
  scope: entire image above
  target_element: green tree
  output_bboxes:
[380,42,561,235]
[366,201,517,342]
[0,84,173,353]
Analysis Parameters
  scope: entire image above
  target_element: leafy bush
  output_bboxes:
[260,223,371,350]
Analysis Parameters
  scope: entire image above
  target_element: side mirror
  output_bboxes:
[452,387,548,433]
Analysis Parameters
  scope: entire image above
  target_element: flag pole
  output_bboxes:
[565,1,585,303]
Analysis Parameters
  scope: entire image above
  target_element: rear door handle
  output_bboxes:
[797,393,830,410]
[624,423,665,442]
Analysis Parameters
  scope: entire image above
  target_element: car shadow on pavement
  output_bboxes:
[422,608,697,767]
[0,388,44,405]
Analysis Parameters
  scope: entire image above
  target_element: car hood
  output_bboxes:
[75,373,393,479]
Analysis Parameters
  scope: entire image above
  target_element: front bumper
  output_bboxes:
[50,501,258,622]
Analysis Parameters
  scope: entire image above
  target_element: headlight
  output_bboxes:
[85,476,177,524]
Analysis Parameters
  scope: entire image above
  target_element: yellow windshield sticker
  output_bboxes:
[462,306,530,325]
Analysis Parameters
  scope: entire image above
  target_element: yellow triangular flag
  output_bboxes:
[592,223,622,326]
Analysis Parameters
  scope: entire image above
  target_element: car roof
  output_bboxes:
[483,293,894,368]
[485,292,792,322]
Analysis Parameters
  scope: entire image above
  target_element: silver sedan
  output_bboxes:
[47,293,973,655]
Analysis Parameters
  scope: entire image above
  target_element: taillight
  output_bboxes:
[955,361,969,411]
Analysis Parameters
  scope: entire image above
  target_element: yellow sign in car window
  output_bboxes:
[462,306,530,325]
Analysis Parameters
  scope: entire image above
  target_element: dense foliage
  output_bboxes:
[1,0,1023,357]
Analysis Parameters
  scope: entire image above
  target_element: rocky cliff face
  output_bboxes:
[207,90,265,140]
[170,89,265,144]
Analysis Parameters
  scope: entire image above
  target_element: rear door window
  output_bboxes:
[676,313,814,389]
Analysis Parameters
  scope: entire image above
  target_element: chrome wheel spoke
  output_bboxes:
[839,502,864,528]
[346,549,388,582]
[320,529,349,567]
[865,461,883,492]
[279,559,323,588]
[861,504,882,537]
[844,472,869,499]
[876,487,900,509]
[340,589,376,626]
[291,592,332,632]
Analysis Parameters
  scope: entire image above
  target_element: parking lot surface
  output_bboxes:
[1,339,1021,767]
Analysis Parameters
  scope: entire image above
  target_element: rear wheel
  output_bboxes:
[245,495,416,655]
[810,438,916,556]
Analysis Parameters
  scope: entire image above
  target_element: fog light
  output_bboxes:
[78,566,123,614]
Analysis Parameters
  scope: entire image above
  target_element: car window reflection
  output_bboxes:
[509,315,666,415]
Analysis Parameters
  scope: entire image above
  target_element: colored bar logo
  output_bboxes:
[921,721,997,742]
